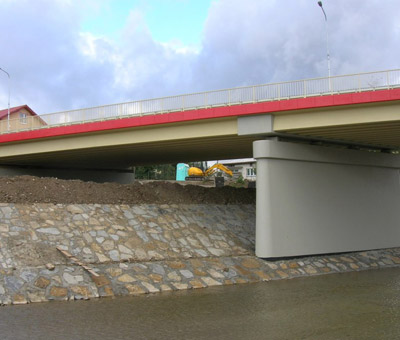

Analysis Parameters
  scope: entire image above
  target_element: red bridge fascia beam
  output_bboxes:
[1,88,400,144]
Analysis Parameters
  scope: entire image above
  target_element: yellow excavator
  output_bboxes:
[186,163,233,180]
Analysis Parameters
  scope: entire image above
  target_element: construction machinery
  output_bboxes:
[186,163,233,180]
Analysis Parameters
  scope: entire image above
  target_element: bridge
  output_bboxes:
[0,69,399,258]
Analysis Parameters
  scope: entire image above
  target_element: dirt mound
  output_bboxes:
[0,176,255,205]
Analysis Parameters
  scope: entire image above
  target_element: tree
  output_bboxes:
[134,164,177,180]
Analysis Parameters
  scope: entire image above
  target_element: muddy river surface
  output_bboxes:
[1,267,400,339]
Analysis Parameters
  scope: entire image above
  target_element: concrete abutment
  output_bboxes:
[0,165,135,183]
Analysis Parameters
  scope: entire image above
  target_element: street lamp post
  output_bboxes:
[317,1,331,79]
[0,67,10,131]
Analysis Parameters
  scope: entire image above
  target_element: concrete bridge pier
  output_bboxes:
[253,139,400,258]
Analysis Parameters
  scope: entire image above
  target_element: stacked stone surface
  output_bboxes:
[1,203,400,305]
[0,204,254,269]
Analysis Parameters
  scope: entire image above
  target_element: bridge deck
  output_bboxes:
[0,69,398,170]
[0,69,399,139]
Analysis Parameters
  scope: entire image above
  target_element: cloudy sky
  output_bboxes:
[0,0,399,114]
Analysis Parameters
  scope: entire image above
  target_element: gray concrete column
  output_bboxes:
[253,139,400,258]
[254,144,272,258]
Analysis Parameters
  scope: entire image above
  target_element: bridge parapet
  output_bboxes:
[2,69,400,135]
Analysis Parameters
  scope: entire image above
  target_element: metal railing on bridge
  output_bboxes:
[1,69,400,135]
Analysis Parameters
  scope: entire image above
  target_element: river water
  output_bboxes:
[1,267,400,340]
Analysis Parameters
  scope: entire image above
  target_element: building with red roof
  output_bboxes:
[0,105,46,132]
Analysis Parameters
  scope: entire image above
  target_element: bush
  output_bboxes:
[236,175,244,184]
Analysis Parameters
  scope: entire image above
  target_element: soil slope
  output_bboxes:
[0,176,255,205]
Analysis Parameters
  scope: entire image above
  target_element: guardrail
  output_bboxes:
[1,69,400,135]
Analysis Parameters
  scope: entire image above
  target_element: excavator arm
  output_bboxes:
[204,164,233,177]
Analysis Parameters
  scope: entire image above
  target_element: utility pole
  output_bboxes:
[0,67,11,131]
[317,1,331,79]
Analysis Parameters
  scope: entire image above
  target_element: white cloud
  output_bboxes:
[194,0,400,90]
[0,0,398,114]
[0,0,115,112]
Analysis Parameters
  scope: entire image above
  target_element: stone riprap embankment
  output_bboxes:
[0,204,254,268]
[1,203,400,305]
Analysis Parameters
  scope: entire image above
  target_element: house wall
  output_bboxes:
[242,163,256,181]
[228,163,256,181]
[0,108,46,133]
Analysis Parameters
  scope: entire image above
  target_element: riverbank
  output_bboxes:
[1,202,400,305]
[3,268,400,339]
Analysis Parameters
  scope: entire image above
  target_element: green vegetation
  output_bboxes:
[236,175,244,184]
[134,164,176,180]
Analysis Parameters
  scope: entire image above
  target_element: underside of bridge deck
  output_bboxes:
[273,101,400,150]
[0,118,259,170]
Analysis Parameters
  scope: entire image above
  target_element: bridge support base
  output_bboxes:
[0,166,135,184]
[254,140,400,258]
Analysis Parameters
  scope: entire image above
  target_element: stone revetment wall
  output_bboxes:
[1,203,400,305]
